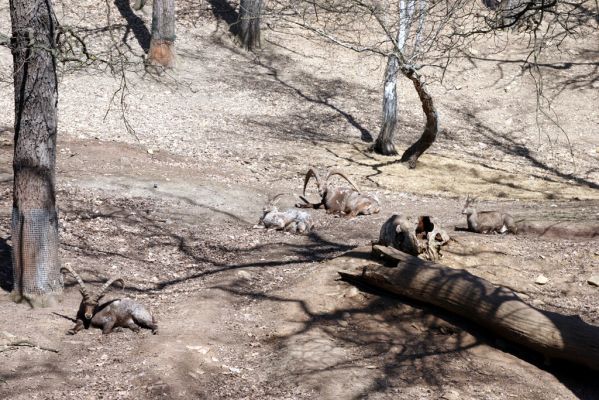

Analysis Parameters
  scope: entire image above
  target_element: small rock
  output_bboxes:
[587,275,599,287]
[535,274,549,285]
[147,148,154,155]
[237,270,251,280]
[442,390,460,400]
[338,320,348,327]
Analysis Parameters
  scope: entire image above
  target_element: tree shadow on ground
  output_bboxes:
[114,0,151,53]
[456,108,599,191]
[58,196,355,294]
[211,250,599,399]
[255,60,375,143]
[53,191,599,398]
[0,237,12,293]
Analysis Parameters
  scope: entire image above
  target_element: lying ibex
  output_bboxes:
[62,265,157,335]
[297,168,381,217]
[255,193,314,234]
[462,195,517,234]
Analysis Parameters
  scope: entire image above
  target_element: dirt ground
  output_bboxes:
[0,2,598,399]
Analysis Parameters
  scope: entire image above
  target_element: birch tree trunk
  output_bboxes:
[372,0,415,156]
[9,0,62,306]
[373,55,400,155]
[148,0,176,68]
[239,0,263,50]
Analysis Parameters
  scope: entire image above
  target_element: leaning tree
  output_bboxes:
[7,0,62,306]
[274,0,472,165]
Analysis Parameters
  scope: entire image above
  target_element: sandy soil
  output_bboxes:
[0,1,598,399]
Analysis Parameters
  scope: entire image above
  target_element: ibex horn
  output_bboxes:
[60,264,90,298]
[95,278,125,301]
[303,168,323,196]
[326,169,361,193]
[269,193,287,206]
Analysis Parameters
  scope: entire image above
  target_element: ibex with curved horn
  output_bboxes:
[62,265,157,335]
[297,168,381,217]
[255,193,314,234]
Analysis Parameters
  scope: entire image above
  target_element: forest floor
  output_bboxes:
[0,1,598,399]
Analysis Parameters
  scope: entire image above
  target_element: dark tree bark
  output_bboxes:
[239,0,263,50]
[372,54,400,155]
[148,0,176,68]
[9,0,62,306]
[400,69,439,168]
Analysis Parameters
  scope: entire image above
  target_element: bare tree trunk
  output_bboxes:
[372,55,400,155]
[373,0,416,156]
[239,0,263,50]
[148,0,176,68]
[400,69,438,168]
[9,0,62,306]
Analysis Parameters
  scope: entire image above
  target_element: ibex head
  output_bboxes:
[61,265,124,320]
[263,193,286,213]
[462,194,476,215]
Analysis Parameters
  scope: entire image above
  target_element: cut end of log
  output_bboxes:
[148,40,176,69]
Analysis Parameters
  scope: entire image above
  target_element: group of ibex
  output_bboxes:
[58,168,513,336]
[256,167,381,234]
[257,167,517,236]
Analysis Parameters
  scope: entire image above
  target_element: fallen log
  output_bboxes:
[339,245,599,371]
[515,220,599,239]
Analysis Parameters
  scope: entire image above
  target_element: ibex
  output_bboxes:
[296,167,381,217]
[462,195,517,234]
[255,193,313,234]
[62,265,157,335]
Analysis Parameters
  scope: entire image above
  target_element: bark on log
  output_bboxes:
[516,220,599,239]
[339,245,599,371]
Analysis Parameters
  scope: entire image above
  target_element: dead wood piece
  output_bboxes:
[377,215,449,261]
[0,340,59,353]
[341,246,599,371]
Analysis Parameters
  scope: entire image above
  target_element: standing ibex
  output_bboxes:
[255,193,314,234]
[296,167,381,217]
[462,195,517,234]
[62,265,157,335]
